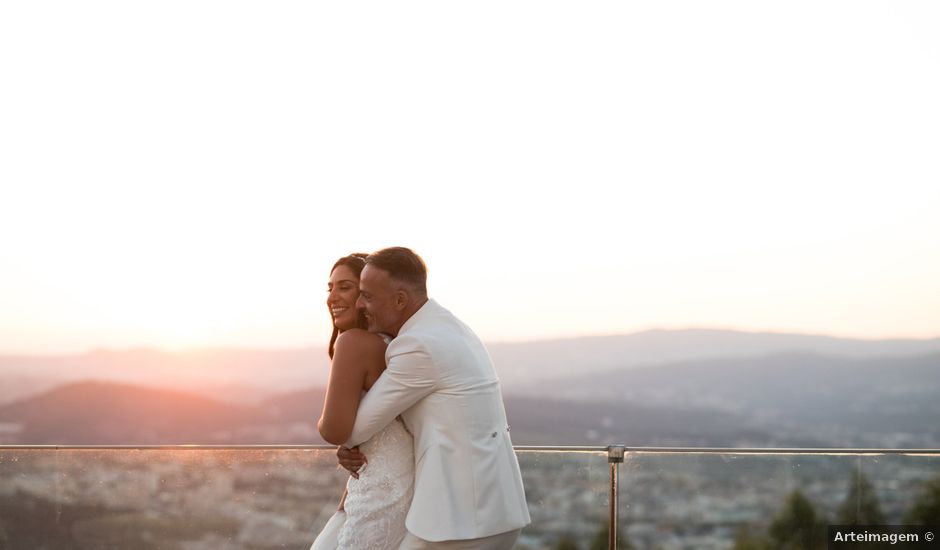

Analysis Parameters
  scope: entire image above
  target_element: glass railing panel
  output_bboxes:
[856,453,940,525]
[516,448,610,549]
[0,447,348,549]
[619,451,940,550]
[0,447,610,550]
[3,447,938,549]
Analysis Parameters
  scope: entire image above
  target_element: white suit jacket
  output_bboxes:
[346,299,530,542]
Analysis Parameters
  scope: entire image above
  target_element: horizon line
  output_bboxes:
[3,325,939,357]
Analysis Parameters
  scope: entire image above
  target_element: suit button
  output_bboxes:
[491,432,497,438]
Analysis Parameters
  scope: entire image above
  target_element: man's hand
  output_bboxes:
[337,446,367,479]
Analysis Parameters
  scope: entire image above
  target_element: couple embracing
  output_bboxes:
[312,247,530,550]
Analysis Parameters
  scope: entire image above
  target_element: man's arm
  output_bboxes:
[344,338,437,448]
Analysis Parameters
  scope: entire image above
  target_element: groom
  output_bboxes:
[338,247,530,549]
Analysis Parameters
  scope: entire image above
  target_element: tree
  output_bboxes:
[906,475,940,525]
[837,471,886,525]
[588,521,632,550]
[553,534,580,550]
[732,525,771,550]
[767,490,826,550]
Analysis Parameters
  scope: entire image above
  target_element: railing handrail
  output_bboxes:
[2,444,939,454]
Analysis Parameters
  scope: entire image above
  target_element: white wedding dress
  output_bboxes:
[311,417,415,550]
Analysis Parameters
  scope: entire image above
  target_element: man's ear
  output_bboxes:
[395,289,409,310]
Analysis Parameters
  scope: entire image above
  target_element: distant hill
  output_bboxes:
[258,387,327,424]
[2,329,939,447]
[2,349,939,447]
[0,381,325,445]
[0,347,330,405]
[3,329,940,406]
[0,380,253,444]
[487,329,940,386]
[531,351,940,447]
[502,395,793,447]
[0,379,789,447]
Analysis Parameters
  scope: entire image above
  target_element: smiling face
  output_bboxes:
[356,264,405,336]
[327,265,361,332]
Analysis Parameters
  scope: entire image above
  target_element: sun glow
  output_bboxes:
[2,1,939,353]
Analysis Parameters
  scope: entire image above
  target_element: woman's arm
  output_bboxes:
[317,330,387,445]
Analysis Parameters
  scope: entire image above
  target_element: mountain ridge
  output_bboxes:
[2,346,938,447]
[4,329,940,405]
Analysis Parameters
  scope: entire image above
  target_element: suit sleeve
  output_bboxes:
[345,338,438,448]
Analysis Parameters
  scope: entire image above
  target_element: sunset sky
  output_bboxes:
[2,1,939,354]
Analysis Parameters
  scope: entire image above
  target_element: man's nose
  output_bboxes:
[355,295,365,310]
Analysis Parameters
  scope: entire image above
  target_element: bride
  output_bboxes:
[311,253,415,550]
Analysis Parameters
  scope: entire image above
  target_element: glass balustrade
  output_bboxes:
[619,450,940,550]
[1,446,938,550]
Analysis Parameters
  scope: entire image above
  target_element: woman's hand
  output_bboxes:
[337,446,368,479]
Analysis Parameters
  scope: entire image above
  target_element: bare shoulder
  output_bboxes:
[334,329,388,356]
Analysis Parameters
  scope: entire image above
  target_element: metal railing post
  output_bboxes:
[607,445,625,550]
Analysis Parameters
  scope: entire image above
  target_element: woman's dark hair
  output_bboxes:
[328,252,369,359]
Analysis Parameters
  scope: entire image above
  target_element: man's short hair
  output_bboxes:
[366,247,428,295]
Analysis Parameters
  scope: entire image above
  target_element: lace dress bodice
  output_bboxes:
[337,417,414,550]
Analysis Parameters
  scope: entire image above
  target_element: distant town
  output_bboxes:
[2,446,939,549]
